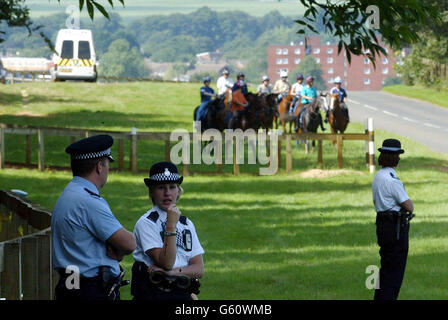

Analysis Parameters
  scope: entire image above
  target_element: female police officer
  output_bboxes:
[372,139,414,300]
[131,161,204,300]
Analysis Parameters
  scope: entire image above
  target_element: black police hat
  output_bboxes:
[144,161,183,187]
[378,138,404,154]
[66,134,115,162]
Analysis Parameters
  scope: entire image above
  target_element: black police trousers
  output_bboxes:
[374,213,409,300]
[131,261,193,301]
[55,276,119,301]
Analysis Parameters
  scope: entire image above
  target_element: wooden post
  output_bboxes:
[285,134,292,173]
[36,234,52,300]
[21,237,38,300]
[130,128,137,173]
[367,118,375,173]
[165,140,170,162]
[0,126,4,170]
[21,72,24,82]
[31,73,36,82]
[11,72,14,84]
[233,139,239,175]
[37,129,44,172]
[337,135,343,168]
[1,241,21,300]
[317,139,323,168]
[25,135,32,165]
[118,139,124,170]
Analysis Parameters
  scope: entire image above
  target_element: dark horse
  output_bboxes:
[296,93,326,153]
[328,92,349,145]
[245,92,277,131]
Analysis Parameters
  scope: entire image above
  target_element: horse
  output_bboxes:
[274,93,297,133]
[328,93,349,145]
[296,93,327,153]
[245,92,277,131]
[260,93,278,131]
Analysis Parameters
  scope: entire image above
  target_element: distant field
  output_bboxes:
[26,0,305,23]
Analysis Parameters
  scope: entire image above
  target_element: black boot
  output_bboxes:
[324,110,329,123]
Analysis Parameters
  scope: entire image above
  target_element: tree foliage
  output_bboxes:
[295,0,442,67]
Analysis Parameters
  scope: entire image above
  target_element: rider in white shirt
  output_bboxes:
[216,69,233,96]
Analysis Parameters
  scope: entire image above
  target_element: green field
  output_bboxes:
[26,0,305,23]
[382,84,448,109]
[1,82,448,299]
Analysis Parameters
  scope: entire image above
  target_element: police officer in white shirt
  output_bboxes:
[372,139,414,300]
[131,161,204,300]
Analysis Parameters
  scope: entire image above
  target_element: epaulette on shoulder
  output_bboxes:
[389,172,399,180]
[147,211,159,223]
[84,188,100,198]
[179,216,188,225]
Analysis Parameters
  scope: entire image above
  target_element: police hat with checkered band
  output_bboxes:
[378,138,405,154]
[66,134,114,162]
[144,161,183,187]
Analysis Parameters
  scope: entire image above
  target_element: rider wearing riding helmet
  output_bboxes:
[216,69,233,97]
[273,71,291,102]
[232,72,248,96]
[290,74,304,114]
[257,75,273,95]
[327,76,349,123]
[296,76,318,131]
[196,76,217,122]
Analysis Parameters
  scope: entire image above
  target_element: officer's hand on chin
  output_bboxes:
[166,204,181,228]
[106,243,124,261]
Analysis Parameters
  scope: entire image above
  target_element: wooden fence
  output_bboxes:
[0,120,375,175]
[0,190,55,300]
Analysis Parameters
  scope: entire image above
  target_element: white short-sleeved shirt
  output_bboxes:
[133,205,204,269]
[217,76,233,95]
[291,83,303,97]
[372,167,410,212]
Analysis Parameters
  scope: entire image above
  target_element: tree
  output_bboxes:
[290,55,325,91]
[98,39,149,78]
[295,0,442,67]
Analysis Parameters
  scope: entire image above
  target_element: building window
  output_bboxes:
[327,57,333,64]
[277,69,281,74]
[294,48,301,54]
[327,48,333,54]
[276,48,282,55]
[328,78,334,84]
[315,58,320,64]
[294,58,301,64]
[364,68,371,75]
[276,58,282,64]
[364,78,370,85]
[283,58,288,64]
[313,48,320,54]
[328,68,334,74]
[364,58,370,64]
[382,58,388,64]
[382,68,389,74]
[283,48,288,55]
[282,68,289,73]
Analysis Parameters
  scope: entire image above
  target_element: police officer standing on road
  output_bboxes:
[52,134,136,300]
[372,139,414,300]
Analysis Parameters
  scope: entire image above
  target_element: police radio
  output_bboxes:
[183,229,192,251]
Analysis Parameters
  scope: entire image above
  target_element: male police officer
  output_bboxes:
[372,138,414,300]
[52,134,136,300]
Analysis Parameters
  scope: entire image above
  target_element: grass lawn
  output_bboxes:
[1,82,448,299]
[382,84,448,109]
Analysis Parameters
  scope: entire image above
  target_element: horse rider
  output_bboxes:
[295,76,317,131]
[272,70,291,103]
[257,75,273,95]
[289,74,304,114]
[232,72,248,96]
[326,76,349,123]
[216,69,233,97]
[196,76,217,122]
[372,139,414,300]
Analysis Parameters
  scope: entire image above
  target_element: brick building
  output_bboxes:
[267,36,395,91]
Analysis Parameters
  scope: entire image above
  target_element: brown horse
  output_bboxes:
[274,93,298,133]
[328,93,348,145]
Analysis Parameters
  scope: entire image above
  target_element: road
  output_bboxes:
[347,91,448,155]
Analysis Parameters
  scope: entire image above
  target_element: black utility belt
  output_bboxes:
[56,268,102,282]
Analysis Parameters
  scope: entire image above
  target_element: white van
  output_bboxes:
[50,29,97,82]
